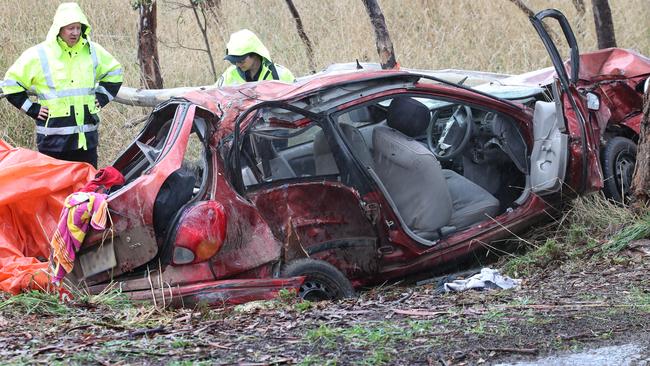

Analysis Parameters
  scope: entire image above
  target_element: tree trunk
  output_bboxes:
[591,0,617,49]
[138,0,164,89]
[285,0,316,73]
[631,86,650,209]
[361,0,397,69]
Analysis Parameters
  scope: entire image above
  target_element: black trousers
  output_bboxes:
[42,147,98,168]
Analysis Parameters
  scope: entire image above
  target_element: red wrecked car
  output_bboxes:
[68,10,649,305]
[499,47,649,203]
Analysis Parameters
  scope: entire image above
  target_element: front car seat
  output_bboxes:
[372,96,500,239]
[372,97,453,239]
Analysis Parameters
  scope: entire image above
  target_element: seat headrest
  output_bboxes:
[387,97,431,138]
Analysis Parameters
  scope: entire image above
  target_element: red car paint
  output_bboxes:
[70,14,648,305]
[504,48,650,136]
[68,71,574,303]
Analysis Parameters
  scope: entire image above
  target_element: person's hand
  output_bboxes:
[95,99,101,109]
[37,106,49,120]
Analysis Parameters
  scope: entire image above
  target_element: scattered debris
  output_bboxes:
[442,268,521,292]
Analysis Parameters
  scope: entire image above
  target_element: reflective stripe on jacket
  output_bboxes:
[1,2,122,152]
[217,59,295,87]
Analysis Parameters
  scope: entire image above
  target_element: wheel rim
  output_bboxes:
[299,279,335,301]
[615,151,635,199]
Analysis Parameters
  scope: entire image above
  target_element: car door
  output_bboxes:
[529,9,602,194]
[229,102,381,280]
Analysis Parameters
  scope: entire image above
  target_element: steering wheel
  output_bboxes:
[427,105,473,160]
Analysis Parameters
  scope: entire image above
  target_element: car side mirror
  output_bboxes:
[586,92,600,111]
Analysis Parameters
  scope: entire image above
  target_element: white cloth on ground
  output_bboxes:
[443,267,521,292]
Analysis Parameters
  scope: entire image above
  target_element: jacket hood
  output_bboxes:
[46,2,91,44]
[225,29,271,61]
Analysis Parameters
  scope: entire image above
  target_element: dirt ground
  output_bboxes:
[1,253,649,366]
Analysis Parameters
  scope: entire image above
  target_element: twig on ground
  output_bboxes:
[392,308,449,317]
[128,325,166,338]
[480,346,538,354]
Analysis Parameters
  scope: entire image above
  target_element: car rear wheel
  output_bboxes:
[282,259,355,301]
[601,136,636,203]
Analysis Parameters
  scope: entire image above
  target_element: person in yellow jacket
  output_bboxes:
[216,29,294,87]
[1,3,123,168]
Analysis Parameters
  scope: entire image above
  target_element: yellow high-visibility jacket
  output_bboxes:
[217,61,295,87]
[216,29,294,87]
[1,3,123,152]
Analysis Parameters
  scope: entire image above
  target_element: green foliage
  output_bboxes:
[171,338,192,349]
[168,361,213,366]
[77,285,133,310]
[0,291,70,316]
[306,324,341,347]
[297,320,440,365]
[628,288,650,312]
[294,300,312,312]
[277,288,298,303]
[503,194,648,276]
[360,348,392,365]
[298,355,336,366]
[603,213,650,253]
[504,238,564,276]
[275,288,313,312]
[305,319,436,364]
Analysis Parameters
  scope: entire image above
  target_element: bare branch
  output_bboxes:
[508,0,535,18]
[284,0,316,73]
[507,0,562,46]
[160,0,218,81]
[571,0,586,15]
[190,2,217,79]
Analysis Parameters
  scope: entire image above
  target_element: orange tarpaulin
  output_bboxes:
[0,140,95,294]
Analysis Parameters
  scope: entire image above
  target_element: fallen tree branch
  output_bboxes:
[114,85,211,107]
[1,85,211,108]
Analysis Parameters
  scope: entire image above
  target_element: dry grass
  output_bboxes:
[1,0,649,166]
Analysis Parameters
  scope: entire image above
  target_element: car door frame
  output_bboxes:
[529,8,602,193]
[227,100,383,281]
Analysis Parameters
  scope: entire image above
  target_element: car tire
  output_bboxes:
[601,136,636,202]
[282,258,355,301]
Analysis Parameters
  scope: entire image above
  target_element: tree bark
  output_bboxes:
[138,0,164,89]
[591,0,617,49]
[285,0,316,73]
[361,0,397,69]
[115,85,209,107]
[631,86,650,209]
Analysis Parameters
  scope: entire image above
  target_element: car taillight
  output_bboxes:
[172,201,227,265]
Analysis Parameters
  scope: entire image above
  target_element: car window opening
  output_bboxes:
[334,95,529,243]
[239,107,338,189]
